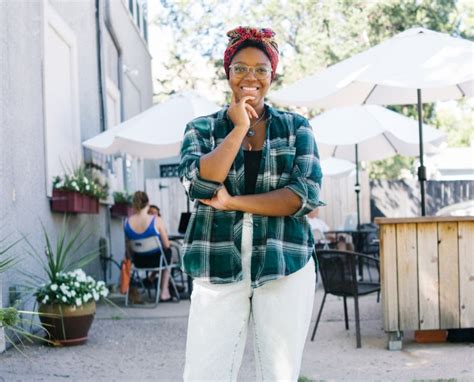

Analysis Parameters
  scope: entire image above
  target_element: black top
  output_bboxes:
[243,150,262,195]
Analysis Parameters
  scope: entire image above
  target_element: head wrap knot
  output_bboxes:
[224,26,279,81]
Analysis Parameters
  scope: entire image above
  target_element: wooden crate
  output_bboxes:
[375,216,474,350]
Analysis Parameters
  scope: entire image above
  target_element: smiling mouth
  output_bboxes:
[241,86,260,92]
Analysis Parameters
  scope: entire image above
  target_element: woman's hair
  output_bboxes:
[132,191,149,211]
[148,204,161,216]
[232,40,272,63]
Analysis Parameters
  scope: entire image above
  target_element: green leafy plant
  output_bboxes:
[0,233,46,353]
[52,164,108,200]
[21,217,101,295]
[113,191,133,205]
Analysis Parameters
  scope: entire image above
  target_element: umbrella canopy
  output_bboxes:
[269,27,473,108]
[311,105,446,227]
[313,105,446,162]
[320,158,355,178]
[83,91,220,159]
[270,27,473,215]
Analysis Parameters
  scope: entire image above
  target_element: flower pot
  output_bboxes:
[51,190,99,214]
[110,203,134,218]
[38,301,96,346]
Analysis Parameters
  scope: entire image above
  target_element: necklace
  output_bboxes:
[247,111,265,137]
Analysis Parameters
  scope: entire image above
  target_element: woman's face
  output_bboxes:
[228,47,272,110]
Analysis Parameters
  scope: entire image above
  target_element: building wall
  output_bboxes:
[0,0,152,348]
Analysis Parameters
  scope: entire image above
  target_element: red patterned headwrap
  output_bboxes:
[224,26,279,81]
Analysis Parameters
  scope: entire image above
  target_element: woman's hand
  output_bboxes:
[227,93,258,128]
[199,186,234,211]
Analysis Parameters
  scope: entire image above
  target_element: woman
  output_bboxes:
[124,191,173,302]
[179,26,323,380]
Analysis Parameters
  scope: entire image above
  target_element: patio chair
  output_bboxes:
[310,249,380,348]
[125,236,180,307]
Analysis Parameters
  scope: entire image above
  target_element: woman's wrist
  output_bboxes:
[227,195,241,211]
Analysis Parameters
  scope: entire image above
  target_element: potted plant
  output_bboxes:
[51,165,108,214]
[23,218,108,346]
[110,191,134,218]
[35,269,108,346]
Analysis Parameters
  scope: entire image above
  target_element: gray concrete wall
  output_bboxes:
[0,0,152,342]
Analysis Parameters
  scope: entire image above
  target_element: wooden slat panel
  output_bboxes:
[397,223,419,330]
[381,224,398,331]
[417,223,440,329]
[459,222,474,328]
[376,216,474,225]
[438,222,460,328]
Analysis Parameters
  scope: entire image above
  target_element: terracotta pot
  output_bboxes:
[51,190,99,214]
[110,203,134,218]
[38,301,96,346]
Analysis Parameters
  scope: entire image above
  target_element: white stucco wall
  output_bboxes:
[0,0,152,347]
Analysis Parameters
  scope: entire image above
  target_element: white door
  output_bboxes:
[146,177,189,234]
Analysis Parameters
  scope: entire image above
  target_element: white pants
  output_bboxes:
[183,213,316,381]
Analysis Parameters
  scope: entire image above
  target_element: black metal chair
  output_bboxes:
[310,249,380,348]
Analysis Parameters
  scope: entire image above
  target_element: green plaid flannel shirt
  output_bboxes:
[179,104,324,288]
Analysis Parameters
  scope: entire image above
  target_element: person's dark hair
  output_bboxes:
[231,40,272,64]
[148,204,161,216]
[132,191,149,211]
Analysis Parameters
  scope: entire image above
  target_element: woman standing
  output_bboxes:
[179,27,324,381]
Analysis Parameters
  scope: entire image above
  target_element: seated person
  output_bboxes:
[124,191,174,302]
[307,208,354,250]
[148,204,161,217]
[307,208,332,243]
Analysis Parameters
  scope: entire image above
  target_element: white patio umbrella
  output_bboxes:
[320,158,355,178]
[83,91,220,159]
[270,27,474,215]
[311,105,446,226]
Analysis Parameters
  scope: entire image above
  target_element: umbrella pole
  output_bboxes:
[355,144,361,229]
[417,89,427,216]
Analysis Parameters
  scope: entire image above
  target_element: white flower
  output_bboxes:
[71,290,76,297]
[100,289,109,297]
[83,293,92,303]
[50,284,58,291]
[74,282,80,288]
[75,298,82,307]
[42,295,49,303]
[92,291,99,301]
[83,177,89,184]
[62,296,67,302]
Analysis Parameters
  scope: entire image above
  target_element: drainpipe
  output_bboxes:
[104,0,128,192]
[95,0,113,282]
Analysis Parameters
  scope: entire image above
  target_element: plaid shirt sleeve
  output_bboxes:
[179,118,221,200]
[284,117,324,217]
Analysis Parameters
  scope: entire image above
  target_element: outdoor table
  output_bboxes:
[325,229,376,252]
[375,216,474,350]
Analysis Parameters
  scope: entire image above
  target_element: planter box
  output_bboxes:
[110,203,134,218]
[51,190,99,214]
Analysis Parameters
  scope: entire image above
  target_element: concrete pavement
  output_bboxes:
[0,285,472,381]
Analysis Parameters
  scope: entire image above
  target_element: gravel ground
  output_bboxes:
[0,285,473,381]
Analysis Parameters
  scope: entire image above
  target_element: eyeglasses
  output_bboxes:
[229,64,272,79]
